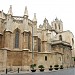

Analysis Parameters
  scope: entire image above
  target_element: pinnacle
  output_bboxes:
[8,5,13,15]
[33,13,37,22]
[24,6,28,16]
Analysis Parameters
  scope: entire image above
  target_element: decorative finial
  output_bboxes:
[55,17,58,20]
[1,10,3,18]
[44,17,48,23]
[8,5,13,15]
[60,19,62,22]
[24,6,28,16]
[33,13,37,22]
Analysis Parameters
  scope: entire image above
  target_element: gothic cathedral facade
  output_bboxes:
[0,5,74,70]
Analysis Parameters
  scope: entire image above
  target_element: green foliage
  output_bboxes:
[54,64,59,67]
[38,65,44,69]
[54,64,59,70]
[30,64,36,69]
[50,65,52,68]
[60,65,63,69]
[49,65,53,71]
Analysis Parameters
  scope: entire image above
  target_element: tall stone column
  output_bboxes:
[22,32,26,49]
[22,32,30,50]
[22,50,29,70]
[4,31,11,49]
[3,49,7,71]
[3,31,11,71]
[0,48,7,71]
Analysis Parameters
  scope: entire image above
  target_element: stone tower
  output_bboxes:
[51,17,63,33]
[23,6,29,32]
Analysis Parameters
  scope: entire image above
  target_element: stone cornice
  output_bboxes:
[0,48,11,51]
[22,49,29,51]
[5,30,12,33]
[0,33,3,35]
[38,52,52,54]
[51,40,71,46]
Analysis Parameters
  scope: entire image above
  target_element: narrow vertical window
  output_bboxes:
[15,29,19,48]
[45,56,47,61]
[59,24,60,30]
[59,35,62,41]
[72,38,74,46]
[38,38,41,52]
[59,57,61,61]
[0,35,2,48]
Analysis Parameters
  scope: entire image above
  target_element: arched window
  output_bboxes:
[59,35,62,41]
[59,24,60,30]
[72,38,74,46]
[15,29,19,48]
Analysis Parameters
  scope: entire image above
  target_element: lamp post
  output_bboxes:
[32,26,34,64]
[32,13,37,64]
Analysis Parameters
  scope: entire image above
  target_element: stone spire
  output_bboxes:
[55,17,58,21]
[0,10,3,19]
[23,6,29,32]
[32,13,37,36]
[1,10,3,18]
[24,6,28,17]
[8,5,13,15]
[44,18,48,23]
[33,13,37,22]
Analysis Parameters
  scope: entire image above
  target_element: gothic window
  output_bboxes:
[42,42,45,52]
[72,38,74,46]
[59,35,62,41]
[0,35,2,48]
[28,33,30,49]
[0,35,2,43]
[25,32,30,49]
[34,37,37,51]
[55,23,57,29]
[38,38,41,52]
[15,29,19,48]
[59,24,60,30]
[59,57,61,61]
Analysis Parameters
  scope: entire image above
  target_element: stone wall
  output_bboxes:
[63,46,72,68]
[7,50,38,70]
[0,49,7,71]
[7,51,22,66]
[37,53,52,68]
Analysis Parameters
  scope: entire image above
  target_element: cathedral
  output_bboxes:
[0,5,74,71]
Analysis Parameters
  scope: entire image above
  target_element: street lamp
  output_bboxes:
[31,13,37,64]
[32,25,34,64]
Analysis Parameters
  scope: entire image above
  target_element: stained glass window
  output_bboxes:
[15,30,19,48]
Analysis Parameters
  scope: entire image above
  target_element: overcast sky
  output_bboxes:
[0,0,75,36]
